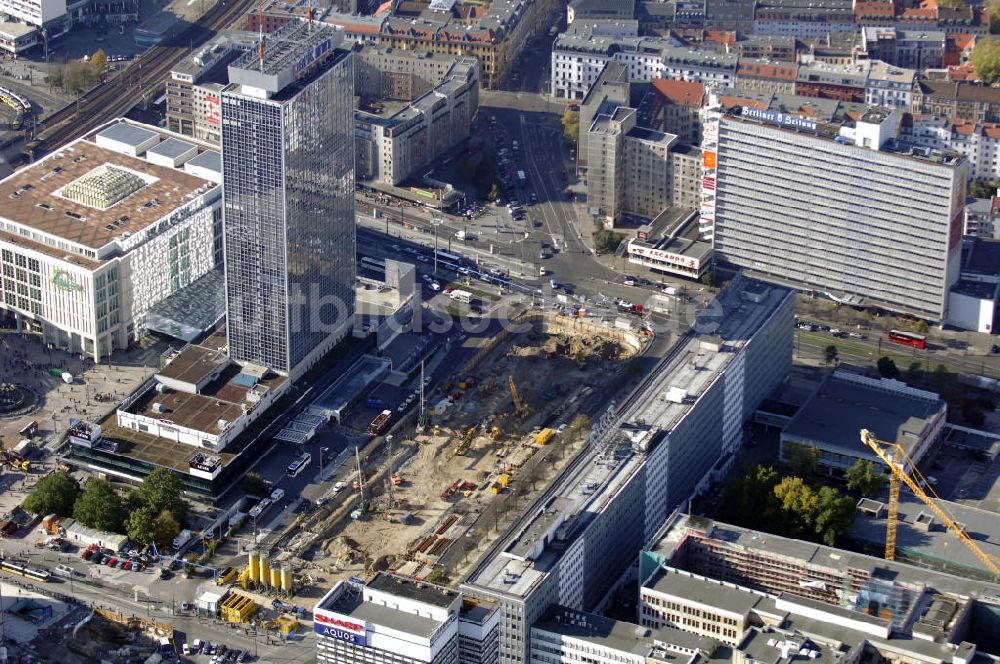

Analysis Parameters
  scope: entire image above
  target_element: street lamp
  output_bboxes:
[432,218,443,275]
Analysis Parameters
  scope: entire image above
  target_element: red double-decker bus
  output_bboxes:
[888,329,927,349]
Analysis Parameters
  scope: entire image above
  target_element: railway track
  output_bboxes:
[33,0,256,154]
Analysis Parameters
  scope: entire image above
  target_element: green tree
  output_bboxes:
[64,61,94,94]
[73,478,127,533]
[938,0,963,7]
[151,509,182,548]
[914,320,929,335]
[969,180,998,198]
[813,486,856,546]
[844,459,883,498]
[824,344,838,365]
[592,222,625,253]
[972,38,1000,84]
[23,472,79,517]
[488,183,501,201]
[89,49,108,77]
[136,467,186,521]
[126,507,156,544]
[877,356,900,379]
[561,110,580,144]
[425,569,451,585]
[243,472,266,497]
[783,441,819,479]
[718,465,781,530]
[987,0,1000,33]
[773,476,819,535]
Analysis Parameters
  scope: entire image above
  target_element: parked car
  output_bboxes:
[333,481,346,493]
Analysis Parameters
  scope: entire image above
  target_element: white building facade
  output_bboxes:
[0,120,221,361]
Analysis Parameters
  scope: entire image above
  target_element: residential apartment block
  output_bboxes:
[376,0,558,89]
[753,0,856,37]
[861,26,946,70]
[912,80,1000,124]
[711,106,968,321]
[639,78,705,146]
[587,106,698,224]
[906,114,1000,181]
[355,53,480,186]
[577,61,631,170]
[551,36,734,102]
[864,59,916,111]
[462,276,794,664]
[734,59,797,97]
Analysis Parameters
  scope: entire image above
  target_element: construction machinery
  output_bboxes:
[2,449,29,473]
[509,375,530,419]
[860,429,1000,580]
[454,426,476,457]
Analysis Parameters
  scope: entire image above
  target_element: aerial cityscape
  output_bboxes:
[0,0,999,662]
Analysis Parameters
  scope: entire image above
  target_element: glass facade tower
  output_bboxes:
[221,23,355,380]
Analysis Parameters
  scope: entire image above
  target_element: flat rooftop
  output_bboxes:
[317,577,446,638]
[851,492,1000,579]
[647,514,1000,603]
[157,343,230,386]
[533,604,721,658]
[645,566,766,617]
[0,124,215,256]
[782,371,944,460]
[367,573,458,609]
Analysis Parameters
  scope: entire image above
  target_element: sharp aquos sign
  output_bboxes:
[314,611,367,645]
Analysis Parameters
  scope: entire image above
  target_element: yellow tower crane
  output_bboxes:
[860,429,1000,580]
[508,375,529,419]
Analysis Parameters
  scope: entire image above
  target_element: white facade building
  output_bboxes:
[906,114,1000,182]
[712,106,968,321]
[0,120,222,361]
[0,0,64,26]
[314,574,499,664]
[864,60,916,111]
[551,37,737,101]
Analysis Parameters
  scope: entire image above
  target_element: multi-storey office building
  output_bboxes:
[167,34,256,143]
[640,513,1000,659]
[314,573,500,664]
[462,276,794,664]
[711,106,968,321]
[221,22,355,381]
[0,120,221,360]
[780,370,946,476]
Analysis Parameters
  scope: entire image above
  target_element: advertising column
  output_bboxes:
[700,108,720,241]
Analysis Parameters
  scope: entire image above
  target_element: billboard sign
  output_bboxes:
[740,106,817,131]
[703,151,716,169]
[314,611,367,645]
[631,246,701,270]
[205,95,220,125]
[293,37,333,78]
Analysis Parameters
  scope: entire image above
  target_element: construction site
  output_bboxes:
[274,312,650,586]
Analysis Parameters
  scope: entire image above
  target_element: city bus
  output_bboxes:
[434,249,462,266]
[888,329,927,349]
[449,289,472,303]
[286,452,312,477]
[359,256,386,273]
[368,409,392,436]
